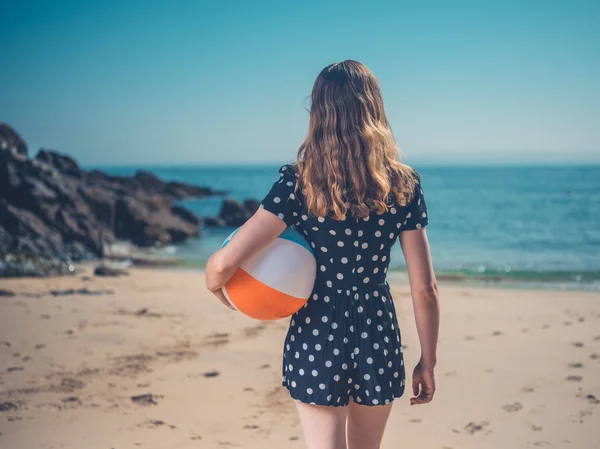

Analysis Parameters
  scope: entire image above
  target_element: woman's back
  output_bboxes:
[261,164,428,294]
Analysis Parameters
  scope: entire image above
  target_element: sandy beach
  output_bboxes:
[0,268,599,449]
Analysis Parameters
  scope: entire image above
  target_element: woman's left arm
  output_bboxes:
[206,164,299,308]
[205,208,287,299]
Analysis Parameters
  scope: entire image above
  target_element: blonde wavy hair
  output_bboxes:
[296,60,417,220]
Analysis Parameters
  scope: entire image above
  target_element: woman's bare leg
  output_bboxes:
[346,400,394,449]
[295,401,348,449]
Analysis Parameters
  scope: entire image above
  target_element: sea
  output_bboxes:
[98,164,600,292]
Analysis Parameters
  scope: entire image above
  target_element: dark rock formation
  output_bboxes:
[243,199,261,215]
[0,124,27,159]
[0,124,222,276]
[202,216,227,228]
[204,198,261,227]
[218,199,251,227]
[94,265,129,277]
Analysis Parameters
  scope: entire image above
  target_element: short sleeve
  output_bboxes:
[402,172,429,230]
[259,164,299,227]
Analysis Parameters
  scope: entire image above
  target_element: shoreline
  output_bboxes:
[81,261,600,293]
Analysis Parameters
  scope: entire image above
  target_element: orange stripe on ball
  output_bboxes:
[225,268,307,321]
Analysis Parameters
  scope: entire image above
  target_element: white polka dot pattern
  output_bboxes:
[260,165,427,407]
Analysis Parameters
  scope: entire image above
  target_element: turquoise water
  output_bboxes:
[100,164,600,291]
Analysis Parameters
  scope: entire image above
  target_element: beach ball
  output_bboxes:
[221,227,316,320]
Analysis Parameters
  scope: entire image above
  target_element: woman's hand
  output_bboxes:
[410,359,436,405]
[205,250,238,310]
[211,286,236,310]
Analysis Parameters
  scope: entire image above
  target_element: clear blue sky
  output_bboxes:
[1,0,599,165]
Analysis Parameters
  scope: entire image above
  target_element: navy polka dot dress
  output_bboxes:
[260,164,428,407]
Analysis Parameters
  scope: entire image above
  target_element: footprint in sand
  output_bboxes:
[444,370,457,377]
[566,375,583,382]
[464,336,475,341]
[571,342,584,347]
[131,394,161,405]
[502,402,523,412]
[409,418,422,423]
[576,392,599,405]
[542,324,550,329]
[464,421,490,435]
[259,364,271,369]
[572,409,593,424]
[289,436,299,441]
[577,317,585,322]
[521,386,535,393]
[593,335,600,341]
[203,370,220,378]
[521,328,529,333]
[530,424,543,431]
[0,402,18,412]
[563,321,573,326]
[492,330,504,336]
[139,419,176,429]
[568,362,584,369]
[204,332,230,347]
[244,324,267,338]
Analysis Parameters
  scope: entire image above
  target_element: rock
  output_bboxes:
[35,149,81,178]
[0,255,75,278]
[203,216,227,228]
[133,171,164,192]
[0,124,27,159]
[207,198,260,227]
[114,195,198,246]
[94,265,129,277]
[243,199,261,215]
[165,181,213,199]
[0,124,217,277]
[0,289,15,297]
[219,199,251,227]
[172,205,201,226]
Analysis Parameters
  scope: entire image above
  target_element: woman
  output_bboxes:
[206,60,439,449]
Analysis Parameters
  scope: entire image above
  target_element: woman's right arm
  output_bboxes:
[399,227,440,405]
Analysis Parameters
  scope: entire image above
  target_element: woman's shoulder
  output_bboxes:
[278,163,299,176]
[276,163,300,185]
